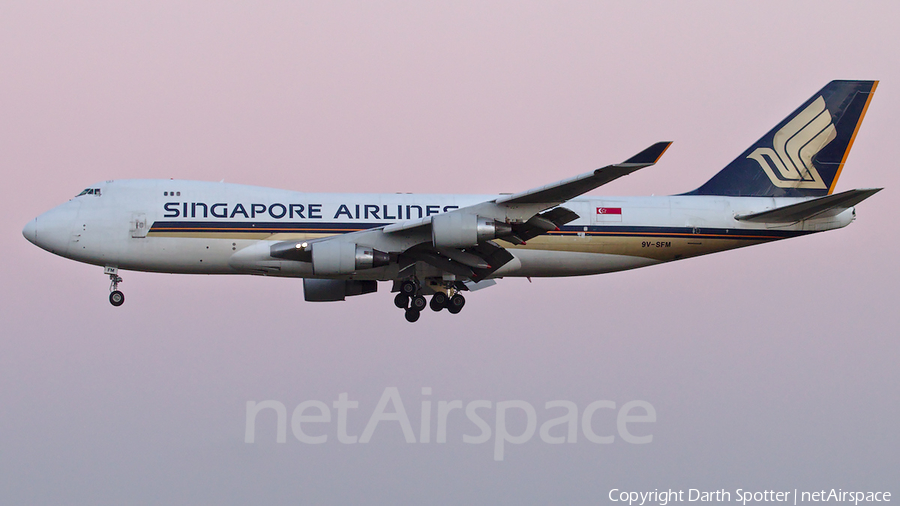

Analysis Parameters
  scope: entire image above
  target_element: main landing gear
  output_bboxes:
[394,278,466,323]
[106,267,125,307]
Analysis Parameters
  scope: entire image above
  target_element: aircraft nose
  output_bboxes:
[24,202,80,256]
[22,218,38,245]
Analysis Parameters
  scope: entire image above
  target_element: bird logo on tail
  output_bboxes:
[746,96,836,190]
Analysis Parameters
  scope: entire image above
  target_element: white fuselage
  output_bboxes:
[23,179,854,280]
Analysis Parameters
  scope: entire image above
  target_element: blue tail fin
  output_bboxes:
[689,80,877,197]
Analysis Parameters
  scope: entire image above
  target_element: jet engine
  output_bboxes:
[269,240,390,275]
[431,213,512,248]
[309,241,390,276]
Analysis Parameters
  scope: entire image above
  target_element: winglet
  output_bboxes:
[623,141,673,165]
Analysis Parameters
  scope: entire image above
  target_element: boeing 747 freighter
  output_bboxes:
[23,81,881,322]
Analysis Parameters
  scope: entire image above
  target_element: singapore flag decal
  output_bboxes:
[595,206,622,222]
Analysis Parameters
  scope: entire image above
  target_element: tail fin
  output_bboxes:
[689,80,877,197]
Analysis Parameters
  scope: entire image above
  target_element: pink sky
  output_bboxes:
[1,2,898,503]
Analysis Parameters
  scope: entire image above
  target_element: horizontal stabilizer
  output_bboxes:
[734,188,882,223]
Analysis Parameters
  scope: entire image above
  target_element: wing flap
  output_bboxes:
[403,247,476,278]
[403,240,515,282]
[435,247,492,269]
[510,206,580,242]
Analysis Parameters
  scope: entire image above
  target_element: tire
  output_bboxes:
[411,295,427,311]
[394,293,409,309]
[405,308,421,323]
[400,280,417,296]
[430,293,447,312]
[447,294,465,314]
[109,290,125,307]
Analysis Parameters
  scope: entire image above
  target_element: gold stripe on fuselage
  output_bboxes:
[146,230,775,262]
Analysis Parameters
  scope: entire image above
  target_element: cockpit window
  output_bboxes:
[76,188,101,197]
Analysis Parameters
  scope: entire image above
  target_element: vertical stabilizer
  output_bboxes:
[689,80,877,197]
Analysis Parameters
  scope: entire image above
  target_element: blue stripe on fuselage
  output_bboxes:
[149,221,810,241]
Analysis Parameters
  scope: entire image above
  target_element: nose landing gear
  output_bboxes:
[106,266,125,307]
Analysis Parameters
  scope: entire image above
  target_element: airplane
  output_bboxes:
[23,80,881,323]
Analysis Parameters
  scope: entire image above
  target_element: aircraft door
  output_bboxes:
[131,213,148,238]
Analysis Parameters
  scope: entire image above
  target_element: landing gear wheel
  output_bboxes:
[430,292,448,312]
[394,293,410,309]
[107,270,125,307]
[405,308,421,323]
[447,294,465,314]
[109,290,125,307]
[400,280,418,296]
[411,295,427,311]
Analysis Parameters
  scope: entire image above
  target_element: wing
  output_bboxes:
[270,142,671,282]
[383,141,671,234]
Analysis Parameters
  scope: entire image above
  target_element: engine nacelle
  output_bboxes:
[431,213,512,248]
[310,242,390,275]
[303,279,377,302]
